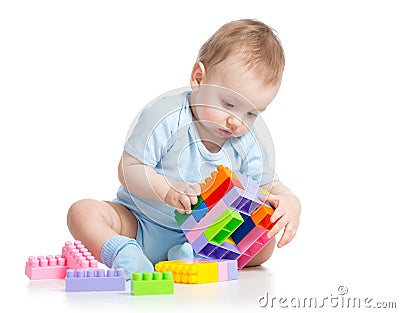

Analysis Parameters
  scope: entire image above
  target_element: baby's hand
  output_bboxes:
[165,182,201,214]
[259,193,301,248]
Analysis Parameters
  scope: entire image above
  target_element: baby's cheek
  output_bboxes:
[201,108,225,123]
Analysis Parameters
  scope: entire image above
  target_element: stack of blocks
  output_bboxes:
[155,259,238,284]
[175,165,276,269]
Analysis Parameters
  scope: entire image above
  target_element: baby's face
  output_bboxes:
[191,57,280,141]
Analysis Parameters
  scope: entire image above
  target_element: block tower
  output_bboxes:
[175,165,276,269]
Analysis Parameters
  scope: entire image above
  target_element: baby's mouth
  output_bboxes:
[219,128,233,137]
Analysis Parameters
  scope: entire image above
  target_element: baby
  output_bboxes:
[67,18,301,277]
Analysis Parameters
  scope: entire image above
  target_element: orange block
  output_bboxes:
[200,165,244,208]
[251,204,275,230]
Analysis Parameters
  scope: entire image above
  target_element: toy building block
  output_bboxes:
[155,259,218,284]
[65,268,125,292]
[226,259,238,280]
[216,259,238,281]
[25,255,67,280]
[131,272,174,295]
[185,198,231,243]
[175,200,208,226]
[203,208,244,245]
[62,240,99,269]
[179,214,198,235]
[193,233,241,260]
[231,213,256,244]
[174,210,190,226]
[251,203,276,231]
[223,185,264,215]
[237,230,273,269]
[176,165,279,270]
[200,165,244,208]
[192,195,205,210]
[155,259,238,284]
[191,204,209,222]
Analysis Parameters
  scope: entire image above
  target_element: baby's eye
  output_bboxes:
[247,112,258,118]
[222,101,234,108]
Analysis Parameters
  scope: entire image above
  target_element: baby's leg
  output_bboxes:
[67,199,153,277]
[67,199,138,261]
[244,237,276,268]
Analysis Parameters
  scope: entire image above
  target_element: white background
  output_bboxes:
[1,1,399,312]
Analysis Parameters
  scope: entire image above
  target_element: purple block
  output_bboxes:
[223,186,264,215]
[219,241,241,260]
[192,233,241,261]
[192,233,218,257]
[180,215,198,236]
[235,172,260,194]
[66,268,126,292]
[226,260,238,280]
[208,246,230,259]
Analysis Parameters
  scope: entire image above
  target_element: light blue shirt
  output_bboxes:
[116,88,277,230]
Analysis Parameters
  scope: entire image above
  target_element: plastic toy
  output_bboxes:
[131,272,174,295]
[155,259,238,284]
[25,240,100,280]
[175,165,276,269]
[66,268,125,292]
[62,240,99,269]
[25,255,67,280]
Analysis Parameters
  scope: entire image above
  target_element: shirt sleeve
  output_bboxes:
[124,96,181,167]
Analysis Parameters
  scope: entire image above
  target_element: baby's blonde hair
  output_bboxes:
[197,18,285,86]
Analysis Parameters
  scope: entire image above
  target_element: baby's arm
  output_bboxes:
[260,180,301,248]
[118,152,200,214]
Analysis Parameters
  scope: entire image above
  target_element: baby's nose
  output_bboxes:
[227,115,242,131]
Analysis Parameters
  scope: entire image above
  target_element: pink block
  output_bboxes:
[25,255,67,280]
[217,261,228,281]
[237,232,273,269]
[62,240,99,269]
[237,254,252,270]
[185,199,229,243]
[236,226,267,252]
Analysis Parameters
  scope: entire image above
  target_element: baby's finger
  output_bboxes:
[258,193,280,208]
[267,215,287,239]
[277,222,297,248]
[270,207,285,224]
[184,185,200,206]
[189,183,201,195]
[179,194,192,214]
[174,200,187,214]
[189,194,199,206]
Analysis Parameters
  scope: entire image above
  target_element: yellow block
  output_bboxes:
[155,260,219,284]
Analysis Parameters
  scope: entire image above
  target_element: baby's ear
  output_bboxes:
[190,61,206,92]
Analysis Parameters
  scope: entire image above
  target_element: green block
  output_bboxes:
[131,272,174,296]
[174,210,190,226]
[192,196,204,210]
[204,208,244,245]
[175,196,207,226]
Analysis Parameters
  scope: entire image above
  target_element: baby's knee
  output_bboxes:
[67,199,95,228]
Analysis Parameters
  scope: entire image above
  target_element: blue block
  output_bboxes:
[192,203,209,222]
[231,213,256,244]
